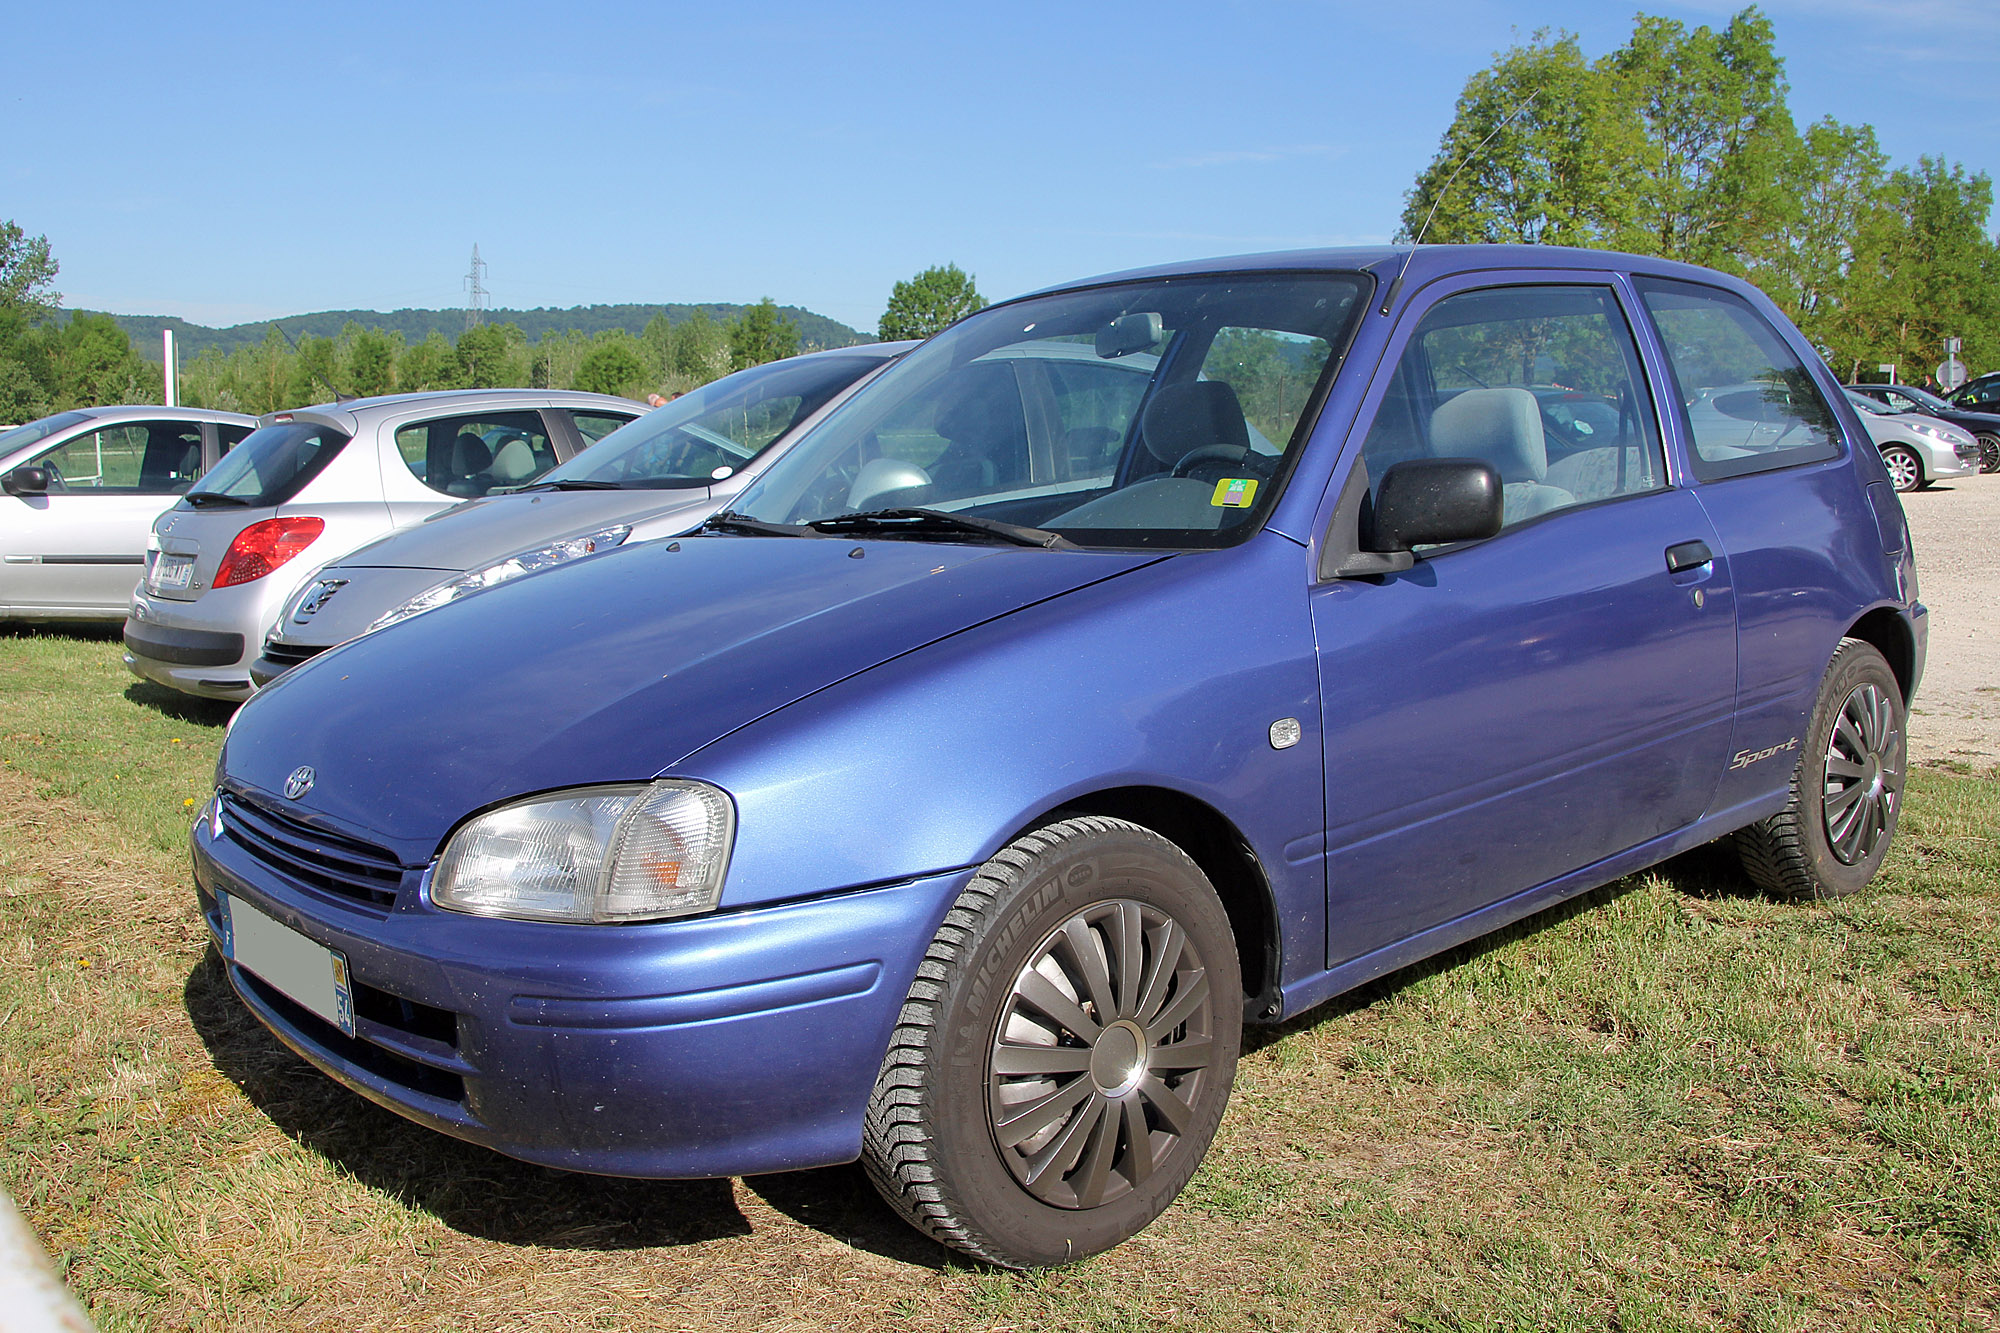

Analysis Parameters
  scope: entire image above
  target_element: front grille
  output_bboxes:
[221,792,403,911]
[259,638,327,668]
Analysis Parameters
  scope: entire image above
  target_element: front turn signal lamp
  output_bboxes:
[431,781,734,924]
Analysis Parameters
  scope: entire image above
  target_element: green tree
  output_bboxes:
[1400,34,1642,247]
[295,333,343,401]
[1759,117,1887,347]
[1837,160,2000,380]
[455,324,516,389]
[399,331,457,392]
[574,335,647,397]
[640,311,674,383]
[1,220,60,320]
[1605,8,1797,270]
[344,325,400,397]
[671,309,729,384]
[728,298,801,371]
[34,312,157,410]
[878,264,986,340]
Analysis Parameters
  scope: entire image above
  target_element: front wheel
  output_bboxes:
[1976,432,2000,474]
[863,816,1241,1268]
[1735,638,1905,900]
[1880,444,1923,493]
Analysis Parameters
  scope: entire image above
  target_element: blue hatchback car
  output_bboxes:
[197,245,1924,1268]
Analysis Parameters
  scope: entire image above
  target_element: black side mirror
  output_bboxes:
[2,466,50,497]
[1371,458,1503,551]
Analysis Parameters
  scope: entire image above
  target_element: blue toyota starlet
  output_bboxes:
[197,245,1924,1267]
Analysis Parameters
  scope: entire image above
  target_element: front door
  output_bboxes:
[1309,277,1738,969]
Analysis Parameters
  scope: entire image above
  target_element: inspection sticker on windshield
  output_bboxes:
[1211,478,1259,508]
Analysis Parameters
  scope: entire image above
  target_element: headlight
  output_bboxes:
[431,780,734,923]
[370,526,632,632]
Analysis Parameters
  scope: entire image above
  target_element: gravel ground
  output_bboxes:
[1901,473,2000,768]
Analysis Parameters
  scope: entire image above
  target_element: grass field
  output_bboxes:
[2,624,1996,1332]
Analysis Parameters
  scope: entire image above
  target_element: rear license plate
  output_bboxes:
[151,553,194,593]
[219,889,355,1037]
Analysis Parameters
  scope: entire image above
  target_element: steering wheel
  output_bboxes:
[41,462,69,493]
[1171,444,1277,482]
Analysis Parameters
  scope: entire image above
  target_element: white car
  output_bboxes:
[122,389,643,700]
[1841,389,1978,492]
[0,405,258,621]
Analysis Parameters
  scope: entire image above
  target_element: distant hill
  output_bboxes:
[88,303,872,362]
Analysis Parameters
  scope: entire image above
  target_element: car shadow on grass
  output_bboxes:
[1243,840,1755,1057]
[124,681,238,727]
[183,946,955,1266]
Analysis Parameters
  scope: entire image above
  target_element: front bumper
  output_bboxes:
[192,799,969,1178]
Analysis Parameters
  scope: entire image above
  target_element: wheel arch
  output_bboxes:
[1038,785,1281,1022]
[1845,607,1917,704]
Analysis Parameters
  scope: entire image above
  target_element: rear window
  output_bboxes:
[546,354,882,490]
[186,421,351,506]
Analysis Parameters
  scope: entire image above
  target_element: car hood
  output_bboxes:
[329,488,719,574]
[227,534,1166,859]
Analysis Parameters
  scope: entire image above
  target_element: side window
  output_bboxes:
[1635,278,1841,480]
[874,360,1030,498]
[1032,358,1151,482]
[1197,327,1330,456]
[1357,285,1666,530]
[393,411,556,497]
[571,412,636,446]
[37,423,200,494]
[217,423,255,455]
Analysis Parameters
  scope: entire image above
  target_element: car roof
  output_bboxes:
[62,404,260,425]
[1015,243,1764,304]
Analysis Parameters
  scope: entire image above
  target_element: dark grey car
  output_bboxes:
[251,344,911,684]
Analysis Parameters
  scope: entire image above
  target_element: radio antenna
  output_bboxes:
[1379,90,1539,316]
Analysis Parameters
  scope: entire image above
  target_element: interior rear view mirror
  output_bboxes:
[1095,312,1163,360]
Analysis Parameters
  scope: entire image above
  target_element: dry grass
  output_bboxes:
[2,624,1997,1331]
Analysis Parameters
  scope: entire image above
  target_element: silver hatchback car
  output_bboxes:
[123,389,643,699]
[251,344,910,685]
[1,405,258,621]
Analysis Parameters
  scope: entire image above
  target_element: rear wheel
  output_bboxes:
[863,816,1241,1268]
[1976,431,2000,474]
[1880,445,1923,493]
[1735,639,1904,900]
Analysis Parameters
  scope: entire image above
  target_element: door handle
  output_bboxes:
[1665,540,1713,573]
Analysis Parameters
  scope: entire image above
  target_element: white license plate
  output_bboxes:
[220,889,355,1037]
[151,553,195,592]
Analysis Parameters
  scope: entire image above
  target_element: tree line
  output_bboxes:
[1403,6,2000,385]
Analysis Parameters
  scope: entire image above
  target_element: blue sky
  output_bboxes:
[6,0,1996,334]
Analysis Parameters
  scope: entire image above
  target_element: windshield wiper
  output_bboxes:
[182,492,251,507]
[807,508,1074,549]
[700,510,823,538]
[518,478,625,492]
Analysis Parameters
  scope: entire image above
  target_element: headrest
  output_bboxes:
[488,438,538,482]
[449,431,492,475]
[1143,381,1251,465]
[1429,387,1547,483]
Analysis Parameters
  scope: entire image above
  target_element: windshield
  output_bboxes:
[0,411,92,457]
[541,353,887,490]
[730,273,1366,549]
[1880,384,1950,412]
[1844,390,1891,416]
[186,420,351,507]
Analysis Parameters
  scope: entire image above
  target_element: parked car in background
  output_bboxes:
[251,345,911,686]
[1948,371,2000,414]
[1847,381,2000,474]
[199,245,1921,1268]
[1840,388,1977,491]
[1,406,257,621]
[123,389,643,699]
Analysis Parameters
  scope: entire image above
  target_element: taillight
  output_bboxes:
[212,517,325,589]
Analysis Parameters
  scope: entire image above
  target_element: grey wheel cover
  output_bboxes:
[1882,447,1920,491]
[1822,681,1902,865]
[987,898,1217,1210]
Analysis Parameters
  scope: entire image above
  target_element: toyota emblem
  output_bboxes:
[283,766,316,800]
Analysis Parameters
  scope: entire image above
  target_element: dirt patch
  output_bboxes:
[1900,478,2000,768]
